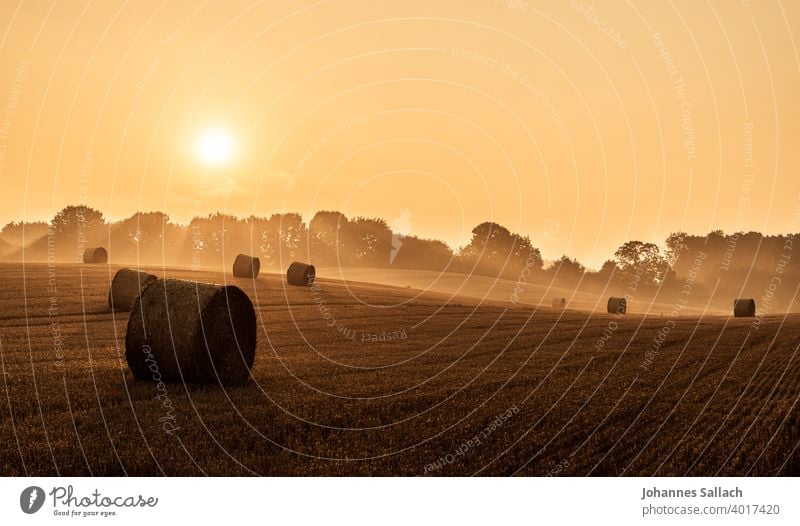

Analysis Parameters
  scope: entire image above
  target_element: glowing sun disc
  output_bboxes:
[195,129,235,167]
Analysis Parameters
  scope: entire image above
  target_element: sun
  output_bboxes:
[195,128,235,167]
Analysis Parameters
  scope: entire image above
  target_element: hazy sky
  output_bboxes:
[0,0,798,267]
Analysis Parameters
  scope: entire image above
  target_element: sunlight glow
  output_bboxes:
[195,128,235,167]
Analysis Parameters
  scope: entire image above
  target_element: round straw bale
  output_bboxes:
[108,268,158,311]
[733,298,756,317]
[287,261,315,286]
[232,254,260,278]
[83,246,108,264]
[607,297,626,314]
[552,297,566,309]
[125,279,256,385]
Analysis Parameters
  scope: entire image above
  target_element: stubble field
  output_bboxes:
[0,263,798,476]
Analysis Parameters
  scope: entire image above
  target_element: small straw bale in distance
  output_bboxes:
[733,298,756,317]
[108,268,158,312]
[232,254,261,278]
[552,297,566,309]
[83,246,108,264]
[287,261,315,286]
[607,297,626,314]
[125,279,256,385]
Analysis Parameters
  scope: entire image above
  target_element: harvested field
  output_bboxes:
[0,263,798,476]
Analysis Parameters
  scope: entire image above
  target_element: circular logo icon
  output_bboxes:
[20,486,45,514]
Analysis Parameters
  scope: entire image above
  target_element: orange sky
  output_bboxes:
[0,0,798,268]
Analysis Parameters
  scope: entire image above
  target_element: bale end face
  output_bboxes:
[733,299,756,317]
[607,297,626,315]
[287,262,315,286]
[552,298,566,309]
[194,285,258,384]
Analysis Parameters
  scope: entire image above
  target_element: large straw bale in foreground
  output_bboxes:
[125,279,256,385]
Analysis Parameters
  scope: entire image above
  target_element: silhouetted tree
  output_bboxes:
[0,221,48,246]
[459,222,542,278]
[344,217,391,266]
[260,213,308,265]
[51,205,105,238]
[614,241,669,286]
[46,205,106,260]
[309,211,348,265]
[665,231,689,267]
[546,255,586,282]
[209,213,246,264]
[598,259,618,279]
[391,236,454,270]
[106,212,188,264]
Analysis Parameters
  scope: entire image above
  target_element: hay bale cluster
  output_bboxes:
[607,297,626,314]
[552,297,566,309]
[733,298,756,317]
[125,279,256,385]
[287,261,315,286]
[83,246,108,264]
[108,268,157,312]
[232,254,260,278]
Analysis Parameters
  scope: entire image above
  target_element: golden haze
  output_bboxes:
[0,0,798,267]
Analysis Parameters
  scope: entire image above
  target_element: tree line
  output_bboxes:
[1,205,798,310]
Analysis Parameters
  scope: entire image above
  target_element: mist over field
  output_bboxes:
[2,205,799,316]
[0,261,798,476]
